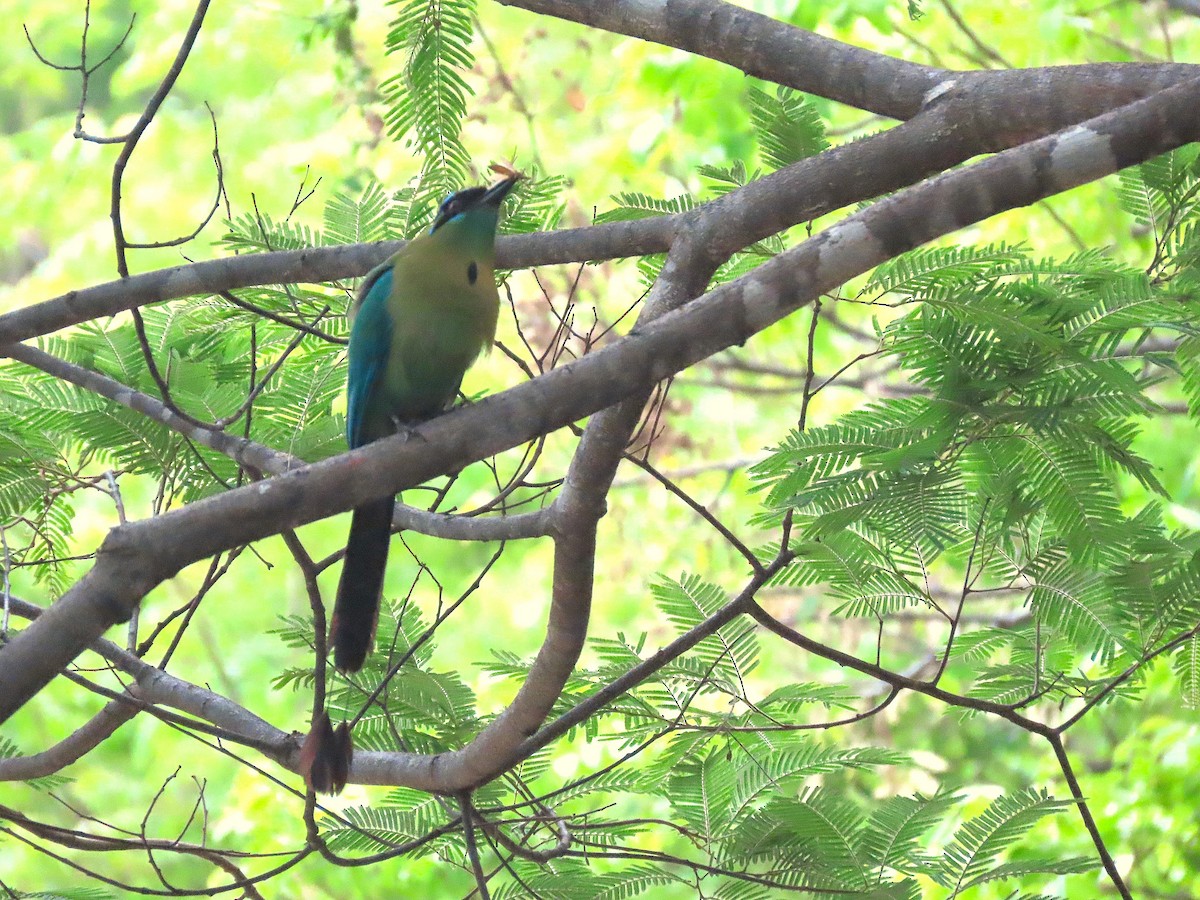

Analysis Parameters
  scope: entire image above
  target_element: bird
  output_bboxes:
[330,172,519,673]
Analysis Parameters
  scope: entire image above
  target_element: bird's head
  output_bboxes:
[429,173,521,235]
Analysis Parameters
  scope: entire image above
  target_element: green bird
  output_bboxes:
[332,173,518,672]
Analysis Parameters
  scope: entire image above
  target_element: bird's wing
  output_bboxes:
[345,266,395,449]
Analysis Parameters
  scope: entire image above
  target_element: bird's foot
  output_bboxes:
[390,417,426,443]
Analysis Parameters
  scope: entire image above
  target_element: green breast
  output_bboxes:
[376,233,500,424]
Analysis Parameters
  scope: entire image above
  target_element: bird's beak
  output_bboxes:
[481,173,521,207]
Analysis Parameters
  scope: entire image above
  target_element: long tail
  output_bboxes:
[331,495,395,672]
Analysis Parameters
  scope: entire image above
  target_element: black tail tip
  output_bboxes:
[332,637,369,673]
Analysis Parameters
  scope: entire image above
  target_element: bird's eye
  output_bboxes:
[467,261,478,284]
[430,186,488,233]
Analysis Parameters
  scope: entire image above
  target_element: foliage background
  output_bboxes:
[1,0,1199,896]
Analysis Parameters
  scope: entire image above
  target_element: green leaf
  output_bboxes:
[747,85,829,171]
[1174,632,1200,708]
[595,191,694,223]
[857,793,960,879]
[669,749,735,843]
[729,735,905,825]
[1028,557,1127,661]
[323,178,392,246]
[936,789,1075,895]
[381,0,476,194]
[653,574,759,680]
[864,243,1028,299]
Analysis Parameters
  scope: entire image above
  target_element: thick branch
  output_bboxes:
[0,223,670,348]
[497,0,1198,122]
[498,0,941,116]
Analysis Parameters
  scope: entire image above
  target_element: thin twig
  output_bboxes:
[460,794,492,900]
[1047,733,1132,900]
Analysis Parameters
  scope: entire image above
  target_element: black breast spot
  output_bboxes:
[467,261,478,285]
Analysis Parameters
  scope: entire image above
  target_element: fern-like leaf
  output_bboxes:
[381,0,476,194]
[747,85,829,171]
[935,789,1074,895]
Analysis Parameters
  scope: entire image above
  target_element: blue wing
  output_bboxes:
[346,266,395,449]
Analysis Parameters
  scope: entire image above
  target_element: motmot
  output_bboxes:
[331,173,519,673]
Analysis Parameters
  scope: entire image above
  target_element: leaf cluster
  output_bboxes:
[752,148,1200,709]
